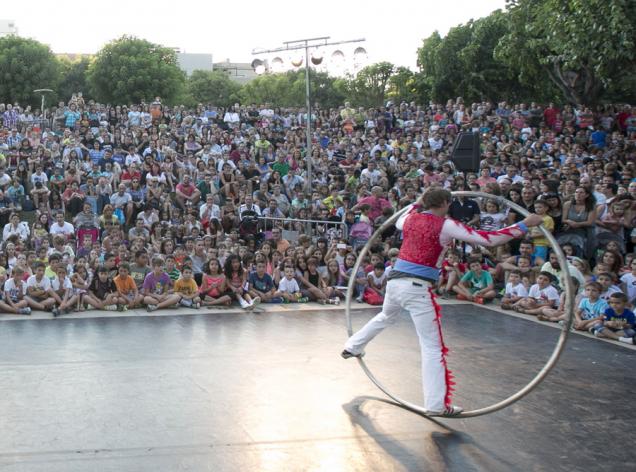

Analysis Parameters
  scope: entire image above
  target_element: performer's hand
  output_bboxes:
[522,214,544,227]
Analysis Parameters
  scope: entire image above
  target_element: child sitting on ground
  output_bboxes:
[199,258,232,306]
[363,262,387,305]
[597,272,622,302]
[174,265,201,309]
[84,265,121,311]
[438,250,466,299]
[512,271,560,315]
[453,257,496,304]
[248,259,281,303]
[572,281,608,331]
[274,266,308,303]
[2,267,32,315]
[589,292,636,345]
[620,258,636,307]
[501,270,528,310]
[114,263,144,310]
[142,257,182,312]
[537,278,581,322]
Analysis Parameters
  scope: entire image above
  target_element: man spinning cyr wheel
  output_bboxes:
[343,188,544,417]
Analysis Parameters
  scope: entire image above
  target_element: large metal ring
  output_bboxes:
[345,191,575,418]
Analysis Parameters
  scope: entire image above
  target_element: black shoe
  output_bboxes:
[52,307,60,318]
[341,349,364,359]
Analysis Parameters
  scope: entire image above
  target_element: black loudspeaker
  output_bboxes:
[450,132,481,173]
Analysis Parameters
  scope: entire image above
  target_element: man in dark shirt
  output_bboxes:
[448,196,480,226]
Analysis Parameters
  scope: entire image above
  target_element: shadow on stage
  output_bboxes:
[342,396,517,472]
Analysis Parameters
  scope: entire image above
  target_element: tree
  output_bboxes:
[387,66,420,104]
[416,11,550,104]
[0,35,61,107]
[239,70,345,108]
[87,35,185,104]
[496,0,636,105]
[58,56,92,102]
[339,62,395,108]
[187,70,242,107]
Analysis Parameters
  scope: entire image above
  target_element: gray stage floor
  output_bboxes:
[0,305,634,472]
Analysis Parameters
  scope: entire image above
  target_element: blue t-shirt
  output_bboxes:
[578,298,608,320]
[248,271,274,293]
[603,307,636,326]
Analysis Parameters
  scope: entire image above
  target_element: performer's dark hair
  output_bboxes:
[420,188,451,209]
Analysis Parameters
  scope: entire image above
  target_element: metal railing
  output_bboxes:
[257,215,348,243]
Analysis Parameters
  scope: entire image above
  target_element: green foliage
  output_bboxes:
[187,70,242,107]
[496,0,636,104]
[339,62,395,107]
[417,11,550,104]
[239,70,345,108]
[0,35,61,107]
[58,56,92,102]
[87,35,185,104]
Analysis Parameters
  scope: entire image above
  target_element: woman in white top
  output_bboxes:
[3,213,30,243]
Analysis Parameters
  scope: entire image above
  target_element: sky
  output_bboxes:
[9,0,507,70]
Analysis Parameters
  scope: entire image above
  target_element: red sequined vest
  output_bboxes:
[399,212,446,267]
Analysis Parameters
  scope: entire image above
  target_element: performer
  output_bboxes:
[342,188,543,416]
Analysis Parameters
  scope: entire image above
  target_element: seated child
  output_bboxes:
[438,250,466,299]
[620,258,636,307]
[590,292,636,345]
[248,259,281,303]
[501,270,528,309]
[114,263,144,310]
[363,262,387,305]
[84,265,121,311]
[1,267,32,315]
[142,257,181,312]
[537,278,581,322]
[199,258,232,306]
[573,281,608,331]
[51,265,79,316]
[174,265,201,309]
[597,272,622,302]
[24,262,57,312]
[512,271,559,315]
[165,255,182,282]
[453,257,496,304]
[274,266,308,303]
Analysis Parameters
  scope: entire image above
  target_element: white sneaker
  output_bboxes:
[104,305,118,311]
[239,299,251,309]
[251,296,261,307]
[19,307,32,315]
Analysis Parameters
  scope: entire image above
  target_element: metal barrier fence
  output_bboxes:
[257,215,348,245]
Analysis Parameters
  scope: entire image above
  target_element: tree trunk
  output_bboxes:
[545,62,602,106]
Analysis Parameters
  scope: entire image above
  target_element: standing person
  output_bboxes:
[342,188,543,417]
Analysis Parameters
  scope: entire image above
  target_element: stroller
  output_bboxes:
[239,210,261,241]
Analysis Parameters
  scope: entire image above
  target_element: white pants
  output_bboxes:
[345,278,449,412]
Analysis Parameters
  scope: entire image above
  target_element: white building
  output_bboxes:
[0,20,18,37]
[176,53,213,76]
[213,60,257,84]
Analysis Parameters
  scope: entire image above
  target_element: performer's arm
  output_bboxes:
[440,218,529,247]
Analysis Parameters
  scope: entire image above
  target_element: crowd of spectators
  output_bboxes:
[0,96,635,342]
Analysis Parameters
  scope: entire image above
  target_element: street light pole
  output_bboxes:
[252,36,365,194]
[304,41,312,192]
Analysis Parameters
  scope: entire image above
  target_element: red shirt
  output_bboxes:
[176,182,195,197]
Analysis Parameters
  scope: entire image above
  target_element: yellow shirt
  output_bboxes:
[530,214,554,247]
[174,277,198,296]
